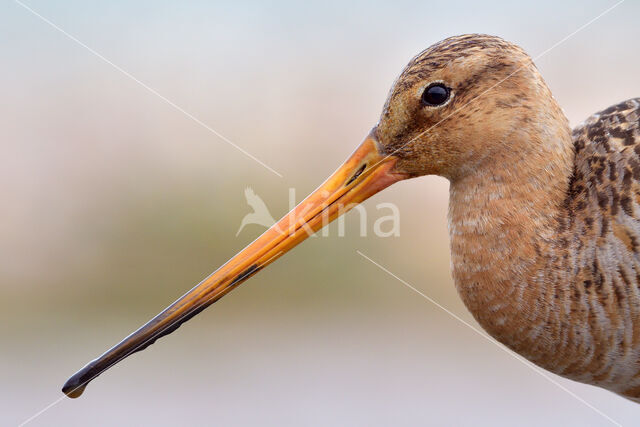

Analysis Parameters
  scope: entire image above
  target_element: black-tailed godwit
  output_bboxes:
[63,34,640,402]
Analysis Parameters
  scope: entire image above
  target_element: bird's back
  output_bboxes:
[560,98,640,400]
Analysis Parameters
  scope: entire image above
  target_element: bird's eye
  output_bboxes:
[421,83,450,106]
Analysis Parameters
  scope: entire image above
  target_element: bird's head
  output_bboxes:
[375,34,564,180]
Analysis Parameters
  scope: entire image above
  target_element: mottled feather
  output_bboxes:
[377,34,640,401]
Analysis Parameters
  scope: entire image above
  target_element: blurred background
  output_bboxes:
[2,0,640,425]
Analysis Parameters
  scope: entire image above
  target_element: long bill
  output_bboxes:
[62,130,405,398]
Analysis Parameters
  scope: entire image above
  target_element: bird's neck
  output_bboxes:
[447,113,574,356]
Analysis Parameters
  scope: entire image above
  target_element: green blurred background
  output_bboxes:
[3,0,640,425]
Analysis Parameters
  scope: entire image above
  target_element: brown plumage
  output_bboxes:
[62,34,640,403]
[379,34,640,401]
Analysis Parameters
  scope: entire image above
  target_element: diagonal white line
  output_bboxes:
[533,0,625,60]
[17,396,66,427]
[356,250,622,427]
[13,0,283,178]
[16,250,284,426]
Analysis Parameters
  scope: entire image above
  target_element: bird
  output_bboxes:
[235,187,276,236]
[62,34,640,403]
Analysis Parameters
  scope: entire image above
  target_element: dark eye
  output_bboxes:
[421,83,450,106]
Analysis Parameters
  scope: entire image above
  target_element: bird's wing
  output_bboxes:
[570,98,640,221]
[564,98,640,397]
[568,98,640,258]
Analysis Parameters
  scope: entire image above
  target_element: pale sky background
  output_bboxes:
[2,1,640,426]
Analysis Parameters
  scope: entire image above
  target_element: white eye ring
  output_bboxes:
[419,81,453,107]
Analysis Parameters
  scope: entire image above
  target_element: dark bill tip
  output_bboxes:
[61,361,99,398]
